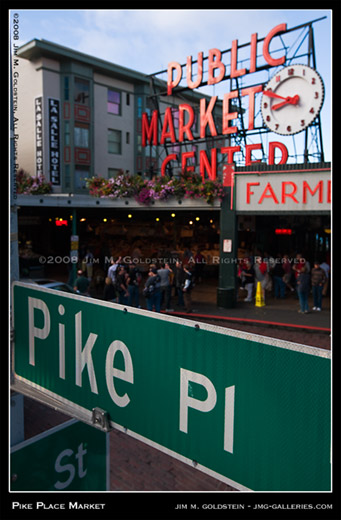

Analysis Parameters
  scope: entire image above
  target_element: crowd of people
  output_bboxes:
[72,245,330,316]
[76,256,196,314]
[238,252,330,313]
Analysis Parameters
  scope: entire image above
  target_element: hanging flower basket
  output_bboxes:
[86,170,225,206]
[16,169,52,195]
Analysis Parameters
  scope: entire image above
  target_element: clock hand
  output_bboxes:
[272,95,300,110]
[263,90,288,101]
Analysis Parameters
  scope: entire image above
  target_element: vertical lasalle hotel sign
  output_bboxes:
[35,97,60,185]
[142,22,325,176]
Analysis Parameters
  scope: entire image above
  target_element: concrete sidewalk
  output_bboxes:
[48,270,332,332]
[168,282,331,332]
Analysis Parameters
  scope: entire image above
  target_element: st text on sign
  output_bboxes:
[11,419,109,491]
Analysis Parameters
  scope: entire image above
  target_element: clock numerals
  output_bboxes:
[261,65,324,136]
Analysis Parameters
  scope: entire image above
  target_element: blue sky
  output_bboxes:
[10,9,331,161]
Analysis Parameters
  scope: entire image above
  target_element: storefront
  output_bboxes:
[234,162,331,262]
[17,197,221,280]
[214,162,331,307]
[17,161,331,308]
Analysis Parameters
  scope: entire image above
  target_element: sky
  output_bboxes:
[9,8,332,162]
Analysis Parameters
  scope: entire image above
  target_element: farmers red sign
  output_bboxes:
[235,170,331,212]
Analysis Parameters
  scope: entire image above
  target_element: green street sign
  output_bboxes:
[12,282,331,491]
[10,419,109,491]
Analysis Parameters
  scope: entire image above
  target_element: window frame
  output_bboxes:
[108,128,122,155]
[107,88,121,115]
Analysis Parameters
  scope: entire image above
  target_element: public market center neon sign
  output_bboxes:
[142,23,305,179]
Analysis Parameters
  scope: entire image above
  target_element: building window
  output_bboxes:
[126,132,130,145]
[126,93,130,106]
[137,97,143,118]
[64,121,70,145]
[64,165,70,189]
[108,89,121,115]
[74,166,89,190]
[74,124,89,148]
[64,77,69,101]
[108,129,121,154]
[145,145,157,158]
[74,78,90,105]
[108,168,121,178]
[137,135,142,154]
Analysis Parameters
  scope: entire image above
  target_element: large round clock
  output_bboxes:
[261,64,324,136]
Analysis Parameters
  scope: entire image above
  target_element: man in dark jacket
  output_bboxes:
[311,260,326,311]
[296,265,310,313]
[74,270,90,295]
[272,256,286,299]
[174,260,185,307]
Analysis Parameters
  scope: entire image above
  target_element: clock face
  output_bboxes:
[261,65,324,136]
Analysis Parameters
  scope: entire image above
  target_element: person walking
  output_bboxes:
[116,266,129,305]
[241,260,255,302]
[296,265,310,313]
[282,253,294,293]
[320,259,330,297]
[127,264,141,308]
[83,248,94,281]
[103,276,116,302]
[144,268,161,312]
[254,256,267,302]
[293,253,308,299]
[174,260,185,308]
[157,262,173,311]
[194,250,206,284]
[182,265,194,313]
[272,255,286,299]
[74,270,90,296]
[311,260,326,311]
[107,256,122,285]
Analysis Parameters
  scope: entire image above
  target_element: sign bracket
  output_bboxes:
[92,407,113,432]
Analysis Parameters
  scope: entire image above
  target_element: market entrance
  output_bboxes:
[237,214,331,266]
[17,205,221,289]
[76,207,221,281]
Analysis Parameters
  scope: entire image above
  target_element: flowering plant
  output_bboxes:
[86,169,225,205]
[86,172,143,199]
[16,169,52,194]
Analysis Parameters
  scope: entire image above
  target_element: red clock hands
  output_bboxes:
[272,95,300,110]
[263,90,300,110]
[263,90,288,101]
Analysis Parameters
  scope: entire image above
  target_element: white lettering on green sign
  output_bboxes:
[27,295,235,449]
[28,297,135,408]
[179,368,235,453]
[54,442,87,490]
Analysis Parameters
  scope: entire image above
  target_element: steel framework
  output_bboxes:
[146,16,327,175]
